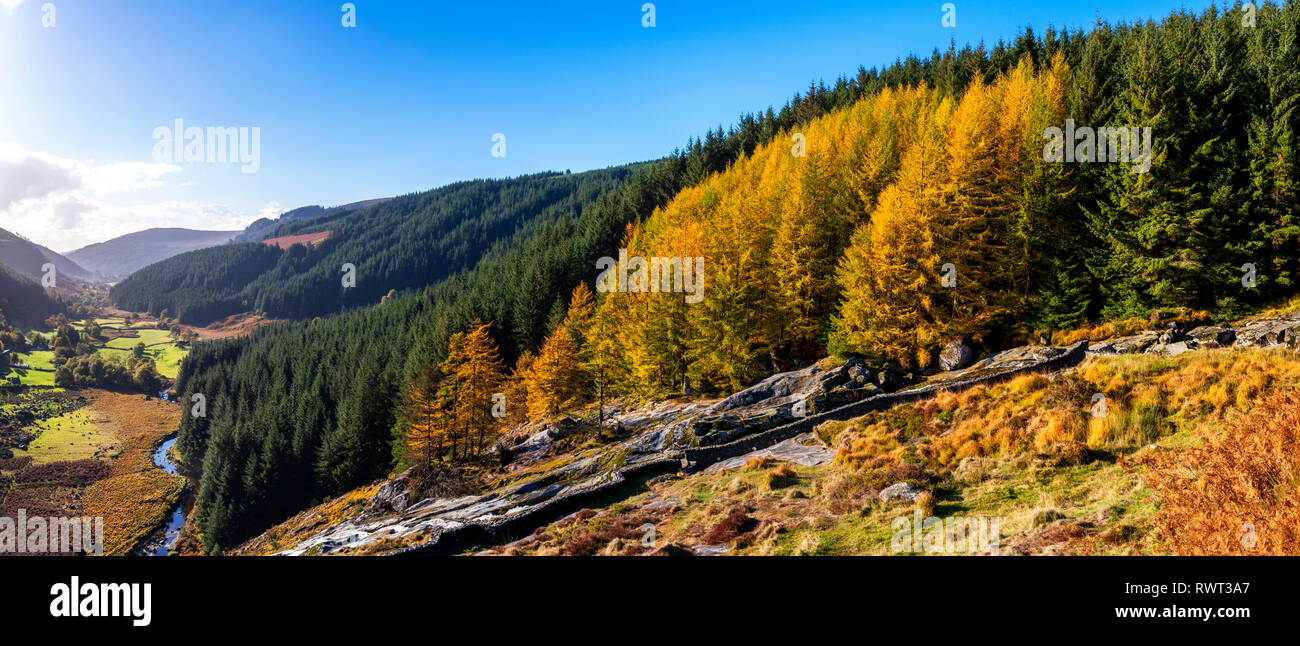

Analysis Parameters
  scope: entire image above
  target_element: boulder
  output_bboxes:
[825,382,880,408]
[1233,316,1300,348]
[1158,321,1189,345]
[713,357,885,413]
[485,440,512,465]
[939,338,974,371]
[846,358,873,384]
[1187,325,1236,348]
[1096,331,1159,355]
[366,471,412,515]
[691,544,730,556]
[1147,339,1196,356]
[876,367,903,391]
[712,364,820,411]
[878,482,922,503]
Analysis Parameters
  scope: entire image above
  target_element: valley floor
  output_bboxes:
[1,388,186,555]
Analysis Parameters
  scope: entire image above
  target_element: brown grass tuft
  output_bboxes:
[1140,388,1300,554]
[701,508,758,544]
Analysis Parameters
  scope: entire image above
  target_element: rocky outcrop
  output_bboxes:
[1231,314,1300,348]
[681,341,1089,470]
[1088,314,1300,357]
[1089,331,1159,355]
[364,470,412,516]
[276,338,1092,556]
[1187,325,1236,348]
[700,433,836,474]
[505,417,583,466]
[939,338,974,371]
[712,357,879,413]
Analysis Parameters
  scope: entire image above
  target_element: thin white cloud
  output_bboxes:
[0,0,25,15]
[259,201,287,220]
[83,160,182,194]
[0,142,258,252]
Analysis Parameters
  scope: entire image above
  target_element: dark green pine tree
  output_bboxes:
[1244,1,1300,304]
[316,351,397,494]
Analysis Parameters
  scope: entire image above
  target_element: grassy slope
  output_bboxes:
[495,347,1300,556]
[233,325,1300,557]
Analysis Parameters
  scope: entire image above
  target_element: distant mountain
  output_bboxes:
[0,227,92,283]
[233,198,391,243]
[67,228,241,280]
[110,171,635,324]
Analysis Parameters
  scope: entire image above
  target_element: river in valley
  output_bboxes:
[138,436,188,556]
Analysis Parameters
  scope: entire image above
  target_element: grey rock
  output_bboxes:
[649,543,694,556]
[1159,322,1189,345]
[939,338,974,371]
[365,470,411,515]
[876,367,903,391]
[1233,316,1300,348]
[1187,325,1236,348]
[712,363,821,411]
[701,433,835,474]
[846,358,873,385]
[878,482,922,503]
[1100,331,1160,355]
[1147,340,1196,356]
[641,497,681,511]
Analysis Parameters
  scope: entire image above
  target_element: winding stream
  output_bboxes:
[139,437,187,556]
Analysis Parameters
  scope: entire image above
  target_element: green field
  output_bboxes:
[3,365,56,387]
[72,317,126,331]
[149,344,187,378]
[100,328,185,378]
[5,349,56,386]
[4,315,189,387]
[10,407,121,464]
[104,328,172,349]
[16,350,56,370]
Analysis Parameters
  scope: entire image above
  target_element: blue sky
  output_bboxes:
[0,0,1217,251]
